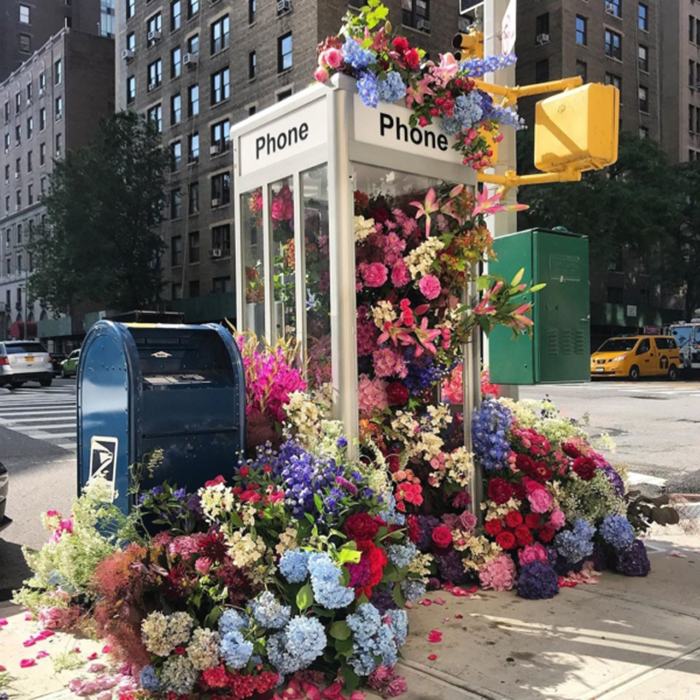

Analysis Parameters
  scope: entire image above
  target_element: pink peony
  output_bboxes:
[478,553,516,592]
[527,487,554,514]
[518,543,548,566]
[391,262,411,287]
[358,375,389,416]
[314,66,329,83]
[362,262,389,288]
[549,508,566,530]
[418,274,442,300]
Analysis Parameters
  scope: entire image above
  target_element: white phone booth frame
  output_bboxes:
[232,74,477,453]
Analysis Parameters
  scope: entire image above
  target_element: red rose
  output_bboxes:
[357,540,388,587]
[344,513,380,541]
[386,382,409,406]
[484,519,503,536]
[515,454,535,472]
[431,526,453,549]
[514,525,533,547]
[392,36,410,53]
[538,525,555,543]
[495,531,516,549]
[405,48,420,69]
[387,454,400,473]
[408,515,421,543]
[205,475,226,487]
[487,478,514,505]
[525,514,541,529]
[504,511,523,528]
[572,456,597,481]
[239,466,250,477]
[562,441,581,458]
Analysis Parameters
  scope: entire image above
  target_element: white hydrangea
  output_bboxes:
[444,447,474,488]
[275,526,298,556]
[226,530,267,569]
[161,654,197,695]
[453,533,502,571]
[403,238,445,279]
[168,611,195,647]
[407,552,433,583]
[186,628,221,671]
[141,612,171,656]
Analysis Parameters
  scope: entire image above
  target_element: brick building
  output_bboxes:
[114,0,466,323]
[0,28,115,341]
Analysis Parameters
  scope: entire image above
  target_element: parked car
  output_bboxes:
[49,353,67,373]
[590,335,681,380]
[0,461,10,533]
[0,340,53,388]
[61,348,81,378]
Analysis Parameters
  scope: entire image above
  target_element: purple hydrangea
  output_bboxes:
[370,587,398,615]
[555,518,595,564]
[614,540,651,577]
[435,549,469,585]
[377,72,407,103]
[516,561,559,600]
[415,515,441,553]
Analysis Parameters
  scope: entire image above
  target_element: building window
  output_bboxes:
[249,51,257,80]
[171,93,182,124]
[189,183,200,215]
[127,75,136,104]
[402,0,429,29]
[171,0,182,30]
[249,0,256,24]
[212,276,231,293]
[3,164,8,182]
[27,150,32,172]
[575,60,588,82]
[535,59,549,83]
[39,72,45,90]
[27,184,33,205]
[171,46,182,77]
[172,283,183,299]
[19,3,30,23]
[639,126,649,139]
[605,29,622,60]
[535,13,549,40]
[278,32,293,72]
[171,187,182,219]
[277,88,293,102]
[16,190,22,208]
[26,82,32,101]
[606,0,621,18]
[248,104,257,116]
[127,0,135,20]
[148,104,163,133]
[211,171,231,205]
[19,34,31,53]
[187,0,199,19]
[212,224,231,254]
[211,15,230,54]
[575,15,587,45]
[691,60,696,88]
[55,96,63,119]
[638,44,649,72]
[638,3,648,31]
[15,125,21,145]
[171,235,183,266]
[15,158,20,175]
[26,116,32,139]
[39,142,46,165]
[188,84,199,116]
[147,13,162,46]
[189,280,200,297]
[211,119,230,150]
[127,32,136,52]
[606,287,624,304]
[15,93,21,113]
[638,85,649,112]
[41,176,46,193]
[188,231,200,262]
[3,101,8,122]
[55,58,62,85]
[188,132,199,161]
[691,105,696,132]
[171,140,182,171]
[148,59,163,87]
[696,106,700,134]
[211,68,230,104]
[187,34,199,54]
[605,73,622,91]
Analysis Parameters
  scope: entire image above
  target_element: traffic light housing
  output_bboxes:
[452,30,484,61]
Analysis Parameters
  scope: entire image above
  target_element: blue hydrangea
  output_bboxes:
[400,579,426,602]
[218,609,250,636]
[139,665,161,692]
[357,71,379,108]
[472,400,513,471]
[342,39,377,70]
[377,72,407,103]
[388,609,409,647]
[387,543,417,569]
[251,591,291,629]
[267,616,327,675]
[460,53,517,78]
[219,629,253,670]
[440,115,461,135]
[453,92,485,130]
[555,518,596,564]
[279,549,311,583]
[308,552,355,609]
[378,493,406,526]
[600,515,635,551]
[346,603,398,676]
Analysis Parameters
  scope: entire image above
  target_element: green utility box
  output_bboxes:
[489,228,590,384]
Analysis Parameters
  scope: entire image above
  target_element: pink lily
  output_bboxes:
[513,314,534,327]
[378,320,409,347]
[406,75,435,108]
[413,317,441,356]
[472,299,496,316]
[472,188,508,217]
[411,188,440,236]
[433,53,460,85]
[513,303,532,315]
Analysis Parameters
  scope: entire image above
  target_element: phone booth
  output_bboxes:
[232,75,477,451]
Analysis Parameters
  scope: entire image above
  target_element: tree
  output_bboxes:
[28,112,169,314]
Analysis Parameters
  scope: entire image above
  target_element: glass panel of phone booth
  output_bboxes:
[241,187,265,339]
[270,177,296,343]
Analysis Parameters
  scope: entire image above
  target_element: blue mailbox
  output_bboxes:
[77,322,245,513]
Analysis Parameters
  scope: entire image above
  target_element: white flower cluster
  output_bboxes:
[407,552,433,583]
[444,447,474,488]
[141,611,194,656]
[403,238,445,279]
[284,390,323,444]
[481,497,522,519]
[371,300,397,329]
[226,530,267,570]
[454,533,502,571]
[161,654,198,695]
[354,215,376,243]
[275,526,298,556]
[198,481,234,522]
[186,628,221,671]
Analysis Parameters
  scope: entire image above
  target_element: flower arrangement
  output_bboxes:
[315,0,523,169]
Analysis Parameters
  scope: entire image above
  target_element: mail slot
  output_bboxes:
[77,321,246,513]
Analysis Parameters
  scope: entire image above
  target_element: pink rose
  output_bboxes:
[549,508,566,530]
[195,557,212,575]
[324,48,343,69]
[271,198,294,222]
[362,262,388,288]
[418,274,442,300]
[518,543,548,566]
[527,488,554,514]
[314,66,329,83]
[458,511,477,532]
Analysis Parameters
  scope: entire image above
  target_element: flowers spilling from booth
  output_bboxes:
[315,1,523,169]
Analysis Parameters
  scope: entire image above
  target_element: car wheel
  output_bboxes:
[668,365,678,381]
[61,367,67,378]
[629,365,640,381]
[9,381,25,389]
[40,377,53,387]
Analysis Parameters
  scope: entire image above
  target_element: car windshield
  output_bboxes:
[598,338,638,352]
[3,342,47,354]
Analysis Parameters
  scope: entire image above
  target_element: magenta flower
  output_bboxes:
[361,262,389,288]
[419,274,442,300]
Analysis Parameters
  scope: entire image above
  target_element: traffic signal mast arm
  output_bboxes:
[472,76,583,108]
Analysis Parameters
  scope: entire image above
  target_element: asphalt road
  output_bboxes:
[1,377,699,599]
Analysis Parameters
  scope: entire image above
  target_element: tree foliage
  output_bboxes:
[28,112,168,314]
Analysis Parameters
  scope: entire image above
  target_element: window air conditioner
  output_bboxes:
[536,33,550,45]
[417,19,431,32]
[277,0,292,14]
[147,30,162,42]
[211,198,221,207]
[211,248,222,258]
[183,53,198,67]
[121,49,135,60]
[210,143,221,155]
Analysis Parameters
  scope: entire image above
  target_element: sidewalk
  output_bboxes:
[1,529,699,700]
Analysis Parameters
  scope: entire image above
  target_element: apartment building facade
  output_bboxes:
[0,28,115,341]
[114,0,467,323]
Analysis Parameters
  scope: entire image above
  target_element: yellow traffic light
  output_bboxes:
[452,31,484,60]
[534,83,619,173]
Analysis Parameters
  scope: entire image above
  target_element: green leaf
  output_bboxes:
[296,583,314,611]
[338,547,362,565]
[392,583,406,608]
[529,283,547,292]
[329,620,352,641]
[476,276,491,290]
[335,637,354,656]
[342,665,361,692]
[314,493,324,513]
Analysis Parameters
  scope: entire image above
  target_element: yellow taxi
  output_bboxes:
[590,335,681,380]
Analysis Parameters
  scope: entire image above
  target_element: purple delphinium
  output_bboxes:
[599,463,625,496]
[614,540,651,577]
[435,549,469,585]
[516,561,559,600]
[415,515,441,553]
[472,399,513,471]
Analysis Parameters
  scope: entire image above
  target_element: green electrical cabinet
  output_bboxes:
[488,228,590,385]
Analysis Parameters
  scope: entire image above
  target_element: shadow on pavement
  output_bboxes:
[0,537,31,601]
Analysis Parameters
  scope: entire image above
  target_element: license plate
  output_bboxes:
[595,367,605,372]
[25,356,34,362]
